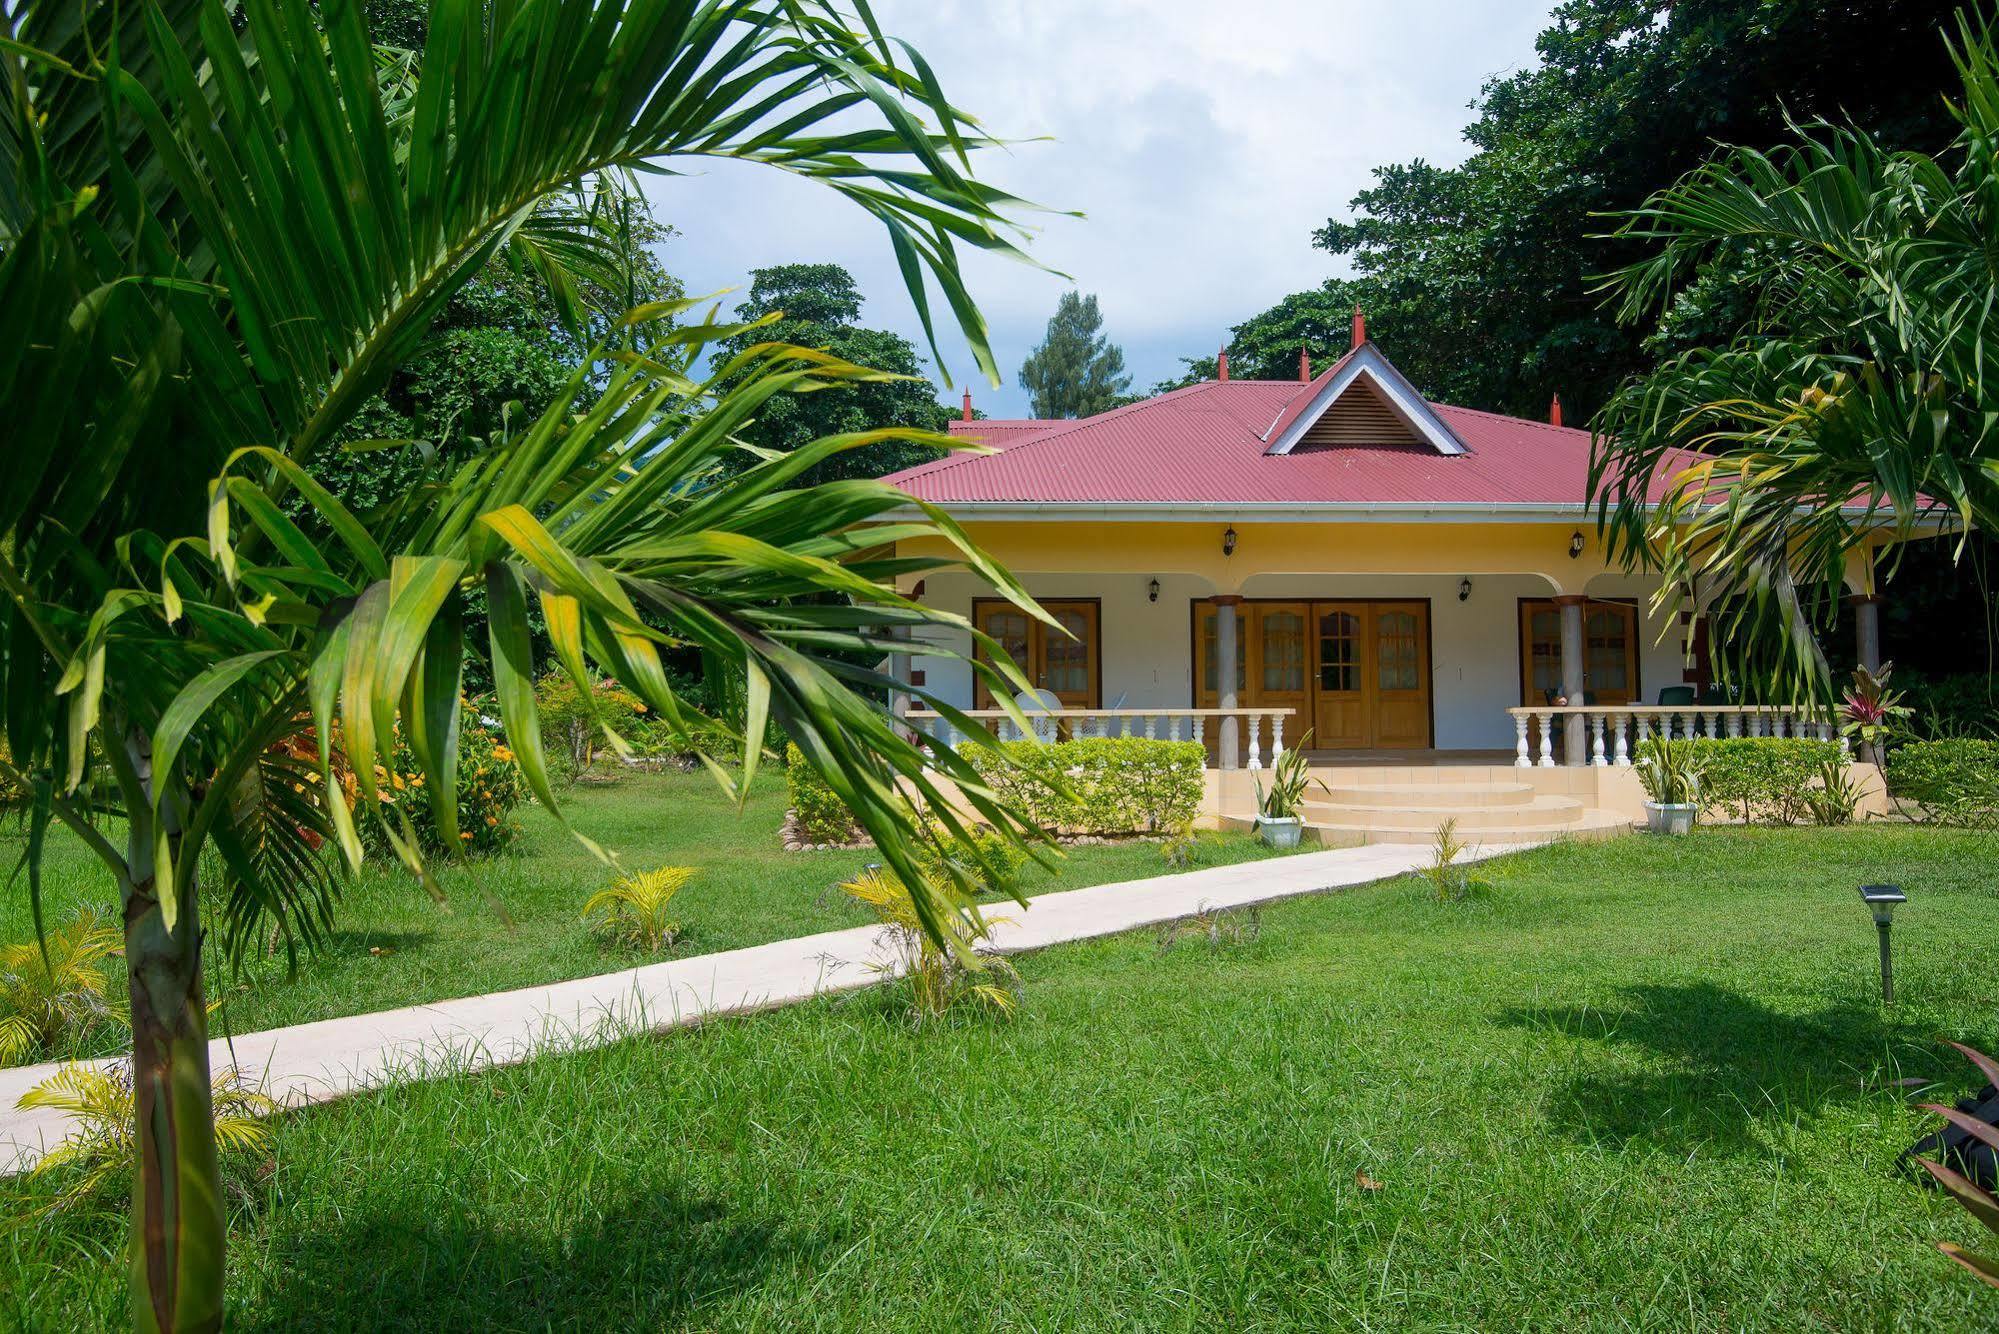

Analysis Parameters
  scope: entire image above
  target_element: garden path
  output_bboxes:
[0,839,1532,1173]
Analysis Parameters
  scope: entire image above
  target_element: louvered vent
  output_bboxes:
[1295,380,1421,450]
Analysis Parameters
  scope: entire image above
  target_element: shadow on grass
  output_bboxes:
[1498,982,1942,1153]
[323,928,437,957]
[234,1185,829,1332]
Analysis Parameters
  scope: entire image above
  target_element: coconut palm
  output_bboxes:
[1,2,1056,1327]
[1588,12,1999,699]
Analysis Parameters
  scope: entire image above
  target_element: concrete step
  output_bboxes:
[1317,782,1539,809]
[1304,809,1634,847]
[1303,794,1586,830]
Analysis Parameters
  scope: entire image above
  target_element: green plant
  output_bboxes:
[1634,738,1704,808]
[968,738,1206,835]
[840,867,1018,1019]
[535,675,649,780]
[1887,739,1999,828]
[0,909,123,1066]
[359,702,530,859]
[1155,901,1260,952]
[583,867,695,953]
[1912,1042,1999,1293]
[1803,759,1865,826]
[1253,734,1327,822]
[1590,15,1999,701]
[786,743,859,845]
[4,3,1052,1316]
[1900,671,1999,740]
[16,1062,273,1219]
[1159,822,1201,869]
[1839,663,1911,758]
[1415,818,1490,903]
[1689,738,1846,824]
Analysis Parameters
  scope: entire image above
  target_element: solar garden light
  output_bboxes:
[1858,884,1907,1003]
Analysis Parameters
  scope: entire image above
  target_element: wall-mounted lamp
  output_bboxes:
[1222,526,1238,558]
[1568,531,1586,560]
[1458,578,1473,603]
[1148,578,1161,603]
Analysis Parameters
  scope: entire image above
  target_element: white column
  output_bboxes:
[1613,713,1630,766]
[1726,711,1742,739]
[1537,712,1556,767]
[1245,715,1263,770]
[1514,713,1532,768]
[1216,597,1241,770]
[1271,713,1286,766]
[1590,713,1607,767]
[1193,716,1205,747]
[1556,596,1588,765]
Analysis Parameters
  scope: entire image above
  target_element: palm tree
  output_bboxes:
[1588,12,1998,698]
[1,3,1057,1328]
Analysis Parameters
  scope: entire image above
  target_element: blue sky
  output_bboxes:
[642,2,1559,417]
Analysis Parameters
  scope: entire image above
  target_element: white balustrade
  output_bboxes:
[1504,704,1856,767]
[1246,715,1263,771]
[904,707,1294,771]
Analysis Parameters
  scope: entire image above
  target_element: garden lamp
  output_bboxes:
[1858,884,1907,1003]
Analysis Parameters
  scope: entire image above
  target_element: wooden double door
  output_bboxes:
[1196,599,1431,750]
[973,599,1100,708]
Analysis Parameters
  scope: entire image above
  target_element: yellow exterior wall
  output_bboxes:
[897,519,1626,597]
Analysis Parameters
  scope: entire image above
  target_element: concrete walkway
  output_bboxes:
[0,840,1529,1174]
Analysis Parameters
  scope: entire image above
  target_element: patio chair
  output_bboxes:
[1657,685,1697,707]
[1013,688,1063,742]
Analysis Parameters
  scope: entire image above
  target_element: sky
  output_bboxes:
[642,1,1561,418]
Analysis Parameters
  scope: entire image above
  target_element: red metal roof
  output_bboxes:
[890,376,1672,508]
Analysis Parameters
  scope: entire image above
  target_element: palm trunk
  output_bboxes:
[123,734,224,1334]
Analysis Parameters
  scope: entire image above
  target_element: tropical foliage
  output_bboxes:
[0,910,123,1066]
[1252,735,1327,823]
[535,672,648,780]
[1913,1042,1999,1293]
[785,741,858,845]
[582,865,695,953]
[1887,738,1999,826]
[840,866,1019,1019]
[354,699,529,857]
[1590,14,1999,699]
[1634,737,1704,808]
[1,1,1056,1324]
[1687,738,1847,825]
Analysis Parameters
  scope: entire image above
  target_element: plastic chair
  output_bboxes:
[1657,685,1697,707]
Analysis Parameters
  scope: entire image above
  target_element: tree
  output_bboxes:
[1019,291,1131,418]
[1589,13,1999,701]
[1191,0,1964,420]
[0,3,1052,1327]
[715,263,955,482]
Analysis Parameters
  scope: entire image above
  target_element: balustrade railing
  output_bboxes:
[903,707,1296,771]
[1503,704,1844,768]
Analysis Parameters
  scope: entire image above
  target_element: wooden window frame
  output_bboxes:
[1515,596,1642,706]
[971,596,1103,709]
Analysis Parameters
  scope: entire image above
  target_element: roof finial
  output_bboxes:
[1299,346,1311,382]
[1351,304,1366,350]
[1217,346,1230,382]
[961,386,973,422]
[1549,393,1563,428]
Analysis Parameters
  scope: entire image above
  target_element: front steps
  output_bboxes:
[1212,764,1636,847]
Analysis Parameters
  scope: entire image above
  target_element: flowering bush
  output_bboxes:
[534,673,648,779]
[352,700,530,858]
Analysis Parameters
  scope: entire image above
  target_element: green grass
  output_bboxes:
[0,766,1289,1044]
[6,825,1996,1330]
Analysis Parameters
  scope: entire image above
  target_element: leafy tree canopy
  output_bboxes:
[1176,0,1963,417]
[1019,291,1131,418]
[716,263,956,481]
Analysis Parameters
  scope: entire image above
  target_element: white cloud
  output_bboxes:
[642,1,1557,414]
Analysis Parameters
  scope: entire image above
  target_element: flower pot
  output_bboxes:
[1644,801,1698,836]
[1255,816,1304,849]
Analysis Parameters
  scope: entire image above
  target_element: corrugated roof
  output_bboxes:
[886,375,1658,507]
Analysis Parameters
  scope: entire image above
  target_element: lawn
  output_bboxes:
[0,766,1291,1045]
[5,824,1995,1330]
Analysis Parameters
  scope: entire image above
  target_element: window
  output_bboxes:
[1519,600,1638,706]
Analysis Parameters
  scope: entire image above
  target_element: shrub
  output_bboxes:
[966,738,1205,835]
[839,867,1018,1019]
[583,866,696,952]
[355,700,530,858]
[0,909,123,1067]
[1688,738,1845,825]
[1634,737,1705,808]
[1887,738,1999,827]
[786,743,857,844]
[1900,670,1999,740]
[534,673,648,779]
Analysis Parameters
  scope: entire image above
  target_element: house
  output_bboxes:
[880,320,1894,838]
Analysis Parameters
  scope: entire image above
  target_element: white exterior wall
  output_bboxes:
[909,569,1683,752]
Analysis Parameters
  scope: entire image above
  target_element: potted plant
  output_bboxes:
[1634,736,1704,835]
[1252,731,1326,848]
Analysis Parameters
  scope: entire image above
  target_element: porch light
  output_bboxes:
[1223,526,1238,557]
[1568,531,1586,559]
[1148,578,1161,603]
[1858,884,1907,1003]
[1458,578,1472,603]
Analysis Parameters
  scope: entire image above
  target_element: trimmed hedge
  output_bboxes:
[967,737,1206,835]
[1886,738,1999,827]
[1689,738,1846,825]
[785,743,857,843]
